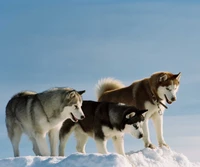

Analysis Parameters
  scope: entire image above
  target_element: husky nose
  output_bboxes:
[171,97,176,102]
[139,134,143,139]
[80,115,85,120]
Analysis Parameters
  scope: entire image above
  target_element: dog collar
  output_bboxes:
[151,94,168,115]
[159,101,168,109]
[148,82,168,113]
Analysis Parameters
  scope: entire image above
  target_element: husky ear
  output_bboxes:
[125,112,135,119]
[77,90,86,95]
[174,72,181,81]
[126,115,143,125]
[68,91,76,98]
[138,109,148,115]
[159,74,168,82]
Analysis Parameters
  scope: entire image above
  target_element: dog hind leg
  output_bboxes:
[8,124,22,157]
[30,137,40,155]
[34,133,50,156]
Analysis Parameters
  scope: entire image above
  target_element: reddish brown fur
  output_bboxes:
[98,72,180,110]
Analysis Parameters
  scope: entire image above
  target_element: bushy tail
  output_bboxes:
[12,91,36,98]
[95,78,125,100]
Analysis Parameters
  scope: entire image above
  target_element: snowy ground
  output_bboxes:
[0,148,199,167]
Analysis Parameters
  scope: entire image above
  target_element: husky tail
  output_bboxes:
[95,78,124,100]
[12,91,36,98]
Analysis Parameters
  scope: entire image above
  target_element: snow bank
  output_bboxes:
[0,148,199,167]
[127,148,200,167]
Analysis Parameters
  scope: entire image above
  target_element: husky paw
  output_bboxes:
[131,164,136,167]
[145,143,156,149]
[159,142,170,149]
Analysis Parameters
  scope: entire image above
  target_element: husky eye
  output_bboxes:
[166,87,171,91]
[133,124,139,129]
[74,105,78,109]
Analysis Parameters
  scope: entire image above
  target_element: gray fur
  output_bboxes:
[5,87,85,157]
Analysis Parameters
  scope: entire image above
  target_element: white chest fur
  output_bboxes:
[144,101,166,119]
[102,126,124,139]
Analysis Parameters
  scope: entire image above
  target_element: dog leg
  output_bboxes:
[49,126,61,156]
[95,138,108,154]
[142,118,156,149]
[8,125,22,157]
[112,135,125,156]
[74,128,88,153]
[30,137,40,155]
[59,125,76,156]
[151,112,169,148]
[35,133,50,156]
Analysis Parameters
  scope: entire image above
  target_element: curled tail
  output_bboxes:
[95,78,125,100]
[12,91,36,98]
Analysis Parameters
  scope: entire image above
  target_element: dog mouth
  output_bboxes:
[164,94,172,104]
[70,113,78,122]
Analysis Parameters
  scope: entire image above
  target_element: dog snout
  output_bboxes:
[139,133,143,139]
[80,115,85,120]
[171,97,176,102]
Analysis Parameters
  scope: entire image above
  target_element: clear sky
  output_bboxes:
[0,0,200,162]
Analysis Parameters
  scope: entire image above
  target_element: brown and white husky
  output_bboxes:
[96,71,181,149]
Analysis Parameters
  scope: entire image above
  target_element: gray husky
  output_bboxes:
[59,101,147,156]
[5,87,85,157]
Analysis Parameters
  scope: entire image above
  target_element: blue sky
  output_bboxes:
[0,0,200,162]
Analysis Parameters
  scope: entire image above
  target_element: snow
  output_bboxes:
[0,148,199,167]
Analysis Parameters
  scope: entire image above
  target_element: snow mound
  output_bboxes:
[127,148,200,167]
[0,153,131,167]
[0,148,199,167]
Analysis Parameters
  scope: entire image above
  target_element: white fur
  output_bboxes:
[157,83,179,103]
[143,101,166,148]
[62,123,143,157]
[48,124,62,156]
[63,101,84,122]
[45,103,84,156]
[34,133,50,156]
[95,139,108,154]
[124,123,143,139]
[102,126,124,139]
[143,82,180,148]
[112,136,125,156]
[94,125,143,156]
[27,102,84,156]
[126,112,135,119]
[74,127,88,153]
[95,74,181,150]
[27,103,84,156]
[96,78,125,99]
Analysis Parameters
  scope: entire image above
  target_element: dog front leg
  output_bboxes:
[112,135,125,156]
[74,128,88,153]
[95,138,108,154]
[151,112,169,148]
[49,125,62,156]
[142,118,156,149]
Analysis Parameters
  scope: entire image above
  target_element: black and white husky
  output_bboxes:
[59,100,147,156]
